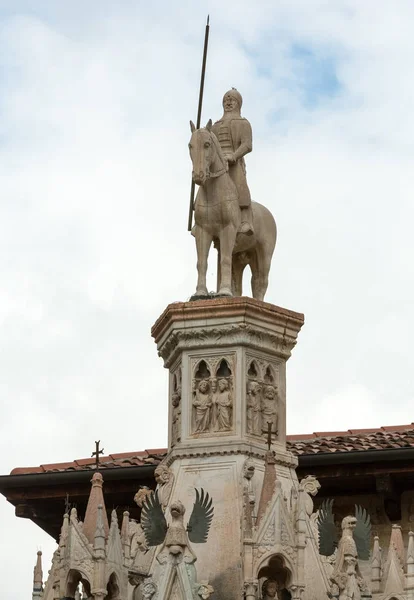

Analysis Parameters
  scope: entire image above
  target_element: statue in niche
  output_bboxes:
[261,384,279,435]
[214,378,233,431]
[154,464,174,510]
[193,379,212,433]
[246,380,262,435]
[242,459,256,537]
[261,578,280,600]
[171,385,181,446]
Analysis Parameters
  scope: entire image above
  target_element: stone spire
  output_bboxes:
[83,472,109,544]
[383,524,405,597]
[256,450,277,526]
[32,550,43,599]
[371,535,381,593]
[406,531,414,600]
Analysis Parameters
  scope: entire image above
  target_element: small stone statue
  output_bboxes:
[212,88,254,236]
[261,578,280,600]
[299,475,321,517]
[318,502,371,599]
[242,459,256,537]
[193,379,212,433]
[154,464,174,510]
[171,385,182,446]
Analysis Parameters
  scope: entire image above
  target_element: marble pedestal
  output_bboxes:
[152,298,325,600]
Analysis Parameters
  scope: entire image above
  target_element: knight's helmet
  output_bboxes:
[222,87,243,109]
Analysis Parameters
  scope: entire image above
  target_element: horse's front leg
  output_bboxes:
[218,225,237,296]
[194,227,213,296]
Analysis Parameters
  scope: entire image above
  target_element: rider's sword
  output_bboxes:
[187,15,210,232]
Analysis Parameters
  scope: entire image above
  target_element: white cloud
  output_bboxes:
[1,1,414,596]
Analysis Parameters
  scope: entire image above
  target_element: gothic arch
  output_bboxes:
[106,571,121,600]
[65,568,91,598]
[263,364,277,385]
[193,359,211,379]
[216,358,232,378]
[247,359,259,380]
[256,551,294,592]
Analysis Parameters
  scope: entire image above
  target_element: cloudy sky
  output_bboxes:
[1,0,414,596]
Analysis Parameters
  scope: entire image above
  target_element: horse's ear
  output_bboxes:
[190,120,196,133]
[206,119,212,131]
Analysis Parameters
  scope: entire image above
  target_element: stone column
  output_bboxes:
[152,298,304,600]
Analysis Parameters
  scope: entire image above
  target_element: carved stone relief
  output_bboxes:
[191,357,234,435]
[171,368,182,447]
[246,358,280,440]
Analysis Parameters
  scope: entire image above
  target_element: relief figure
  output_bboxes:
[246,380,262,435]
[214,378,232,431]
[193,379,212,433]
[261,384,278,435]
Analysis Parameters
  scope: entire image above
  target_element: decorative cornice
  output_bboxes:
[165,443,298,469]
[157,323,298,367]
[152,297,304,367]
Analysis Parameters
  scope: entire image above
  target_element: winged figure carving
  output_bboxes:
[141,488,214,552]
[317,499,371,560]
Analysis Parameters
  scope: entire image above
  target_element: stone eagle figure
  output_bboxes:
[317,499,371,560]
[317,500,371,599]
[141,488,214,554]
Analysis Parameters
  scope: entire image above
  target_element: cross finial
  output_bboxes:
[92,440,104,470]
[264,421,273,451]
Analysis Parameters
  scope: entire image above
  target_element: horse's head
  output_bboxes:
[189,119,225,186]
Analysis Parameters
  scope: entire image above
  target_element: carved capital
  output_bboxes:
[244,580,258,600]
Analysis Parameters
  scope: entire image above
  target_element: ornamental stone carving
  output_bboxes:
[191,357,234,435]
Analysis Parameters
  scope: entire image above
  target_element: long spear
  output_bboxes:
[187,15,210,232]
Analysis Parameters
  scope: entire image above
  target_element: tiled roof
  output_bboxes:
[10,449,167,475]
[287,424,414,455]
[9,425,414,476]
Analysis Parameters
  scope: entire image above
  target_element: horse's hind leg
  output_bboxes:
[195,228,213,296]
[232,254,245,297]
[250,245,271,301]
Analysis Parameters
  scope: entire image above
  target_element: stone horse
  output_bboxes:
[189,120,277,301]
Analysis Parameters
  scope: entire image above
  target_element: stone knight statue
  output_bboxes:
[212,88,254,236]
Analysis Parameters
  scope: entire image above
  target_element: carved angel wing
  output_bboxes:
[317,498,337,556]
[140,490,168,547]
[187,488,214,543]
[354,505,371,560]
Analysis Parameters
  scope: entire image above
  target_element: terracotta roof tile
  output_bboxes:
[8,425,414,476]
[286,425,414,455]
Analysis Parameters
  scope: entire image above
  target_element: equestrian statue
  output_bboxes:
[189,89,276,301]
